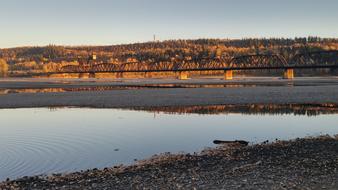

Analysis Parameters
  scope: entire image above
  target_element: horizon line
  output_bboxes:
[2,36,337,49]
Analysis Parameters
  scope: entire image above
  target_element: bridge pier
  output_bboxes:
[178,72,189,80]
[89,73,96,78]
[283,69,294,79]
[78,73,87,78]
[116,72,123,79]
[145,72,152,78]
[224,70,233,80]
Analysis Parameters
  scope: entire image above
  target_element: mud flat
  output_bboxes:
[1,135,337,189]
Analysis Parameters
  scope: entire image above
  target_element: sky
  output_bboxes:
[0,0,337,48]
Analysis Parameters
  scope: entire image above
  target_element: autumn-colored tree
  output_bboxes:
[0,59,8,77]
[11,61,40,71]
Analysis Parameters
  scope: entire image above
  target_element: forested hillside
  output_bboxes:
[0,37,337,74]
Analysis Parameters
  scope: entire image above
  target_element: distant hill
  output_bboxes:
[1,37,337,65]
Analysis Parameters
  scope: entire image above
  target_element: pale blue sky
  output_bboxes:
[0,0,337,48]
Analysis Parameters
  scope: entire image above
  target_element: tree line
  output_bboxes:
[0,37,337,75]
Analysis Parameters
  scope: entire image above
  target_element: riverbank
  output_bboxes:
[1,135,337,189]
[0,77,338,108]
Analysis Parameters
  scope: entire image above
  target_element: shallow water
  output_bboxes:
[0,107,337,181]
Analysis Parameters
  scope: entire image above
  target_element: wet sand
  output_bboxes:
[0,77,338,108]
[1,135,337,189]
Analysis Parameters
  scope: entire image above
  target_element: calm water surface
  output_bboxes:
[0,107,337,181]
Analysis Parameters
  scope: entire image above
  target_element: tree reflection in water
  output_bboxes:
[132,104,338,116]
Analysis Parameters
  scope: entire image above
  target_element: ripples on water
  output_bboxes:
[0,105,338,181]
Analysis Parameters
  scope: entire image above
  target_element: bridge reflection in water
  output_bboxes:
[55,50,338,80]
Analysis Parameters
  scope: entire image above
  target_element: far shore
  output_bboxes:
[0,77,338,109]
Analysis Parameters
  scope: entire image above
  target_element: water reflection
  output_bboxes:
[0,105,337,181]
[0,83,290,94]
[132,104,338,116]
[0,88,66,94]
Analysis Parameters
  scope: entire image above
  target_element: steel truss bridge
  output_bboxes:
[55,50,338,79]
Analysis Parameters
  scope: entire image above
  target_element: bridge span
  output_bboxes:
[54,50,338,80]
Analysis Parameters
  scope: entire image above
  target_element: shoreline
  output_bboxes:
[1,135,337,189]
[1,76,338,88]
